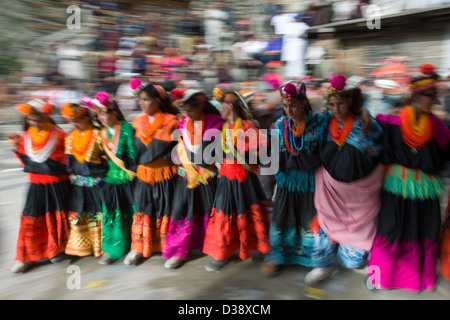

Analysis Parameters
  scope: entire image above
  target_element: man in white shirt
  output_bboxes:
[204,2,229,50]
[283,14,309,79]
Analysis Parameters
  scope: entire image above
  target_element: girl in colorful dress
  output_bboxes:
[367,71,450,292]
[60,102,107,259]
[163,89,223,269]
[261,82,328,276]
[123,79,180,265]
[8,99,70,272]
[305,75,384,285]
[90,92,137,265]
[202,89,271,272]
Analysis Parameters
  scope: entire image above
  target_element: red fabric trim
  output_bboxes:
[28,173,69,184]
[203,202,270,261]
[219,163,258,182]
[15,211,69,263]
[131,213,170,257]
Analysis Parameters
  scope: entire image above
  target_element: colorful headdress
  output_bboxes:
[60,103,88,121]
[83,92,112,113]
[171,88,186,100]
[213,87,253,120]
[213,87,239,103]
[328,75,347,95]
[280,82,307,102]
[171,88,186,108]
[212,87,223,100]
[129,77,143,97]
[153,84,168,100]
[410,76,438,93]
[410,64,438,93]
[131,78,169,101]
[80,97,96,112]
[16,99,55,116]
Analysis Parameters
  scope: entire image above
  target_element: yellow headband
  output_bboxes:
[410,78,436,93]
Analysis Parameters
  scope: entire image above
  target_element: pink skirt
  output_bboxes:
[314,164,384,252]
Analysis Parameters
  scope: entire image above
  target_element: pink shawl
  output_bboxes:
[314,163,384,252]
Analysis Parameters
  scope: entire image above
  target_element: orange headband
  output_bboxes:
[60,103,88,121]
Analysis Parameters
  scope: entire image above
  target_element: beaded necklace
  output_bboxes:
[329,113,355,147]
[284,117,305,155]
[399,105,433,151]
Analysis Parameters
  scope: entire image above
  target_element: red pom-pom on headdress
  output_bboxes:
[419,63,436,76]
[89,92,111,113]
[284,83,297,96]
[130,78,143,97]
[130,77,142,90]
[328,75,347,95]
[330,75,346,91]
[95,92,111,107]
[281,82,306,102]
[40,102,55,115]
[171,88,186,100]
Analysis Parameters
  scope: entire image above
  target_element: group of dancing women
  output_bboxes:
[8,64,450,294]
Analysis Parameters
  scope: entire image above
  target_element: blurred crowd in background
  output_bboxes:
[1,0,450,127]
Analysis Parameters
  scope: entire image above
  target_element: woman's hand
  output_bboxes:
[8,133,20,147]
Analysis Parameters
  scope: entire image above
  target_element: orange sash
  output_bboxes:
[133,112,164,145]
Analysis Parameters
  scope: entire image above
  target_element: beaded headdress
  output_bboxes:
[80,92,112,114]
